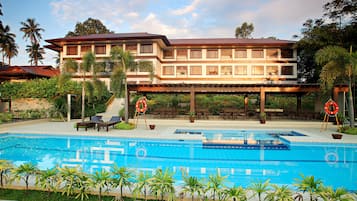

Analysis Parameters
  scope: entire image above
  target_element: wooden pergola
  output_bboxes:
[128,83,348,115]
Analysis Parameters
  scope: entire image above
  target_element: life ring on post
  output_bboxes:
[135,98,147,113]
[324,100,339,116]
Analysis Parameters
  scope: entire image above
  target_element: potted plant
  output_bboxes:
[149,124,156,130]
[332,133,343,139]
[189,112,195,123]
[259,112,266,124]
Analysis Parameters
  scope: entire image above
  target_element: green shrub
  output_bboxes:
[338,126,357,135]
[0,113,12,123]
[114,122,135,130]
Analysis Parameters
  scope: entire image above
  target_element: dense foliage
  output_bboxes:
[66,18,113,37]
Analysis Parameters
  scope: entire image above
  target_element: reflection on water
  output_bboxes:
[0,133,356,190]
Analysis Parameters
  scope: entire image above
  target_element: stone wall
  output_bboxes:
[11,98,53,111]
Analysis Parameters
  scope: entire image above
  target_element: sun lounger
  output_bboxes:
[76,116,103,131]
[97,116,121,132]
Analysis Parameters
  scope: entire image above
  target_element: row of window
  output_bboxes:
[66,43,154,56]
[163,48,294,60]
[162,65,294,76]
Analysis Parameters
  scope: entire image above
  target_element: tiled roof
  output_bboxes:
[169,38,295,46]
[0,65,60,78]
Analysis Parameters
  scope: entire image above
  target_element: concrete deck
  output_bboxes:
[1,118,357,144]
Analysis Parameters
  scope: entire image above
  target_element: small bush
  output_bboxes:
[338,126,357,135]
[114,122,135,130]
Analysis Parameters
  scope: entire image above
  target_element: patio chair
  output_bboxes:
[97,116,121,132]
[76,115,103,131]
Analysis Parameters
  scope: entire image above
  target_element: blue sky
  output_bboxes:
[2,0,328,66]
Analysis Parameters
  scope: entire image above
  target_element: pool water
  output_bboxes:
[0,132,356,190]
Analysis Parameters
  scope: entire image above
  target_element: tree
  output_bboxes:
[110,46,136,123]
[111,165,133,200]
[235,22,254,38]
[36,168,59,197]
[323,0,357,25]
[11,162,38,191]
[294,174,323,201]
[248,179,270,201]
[315,45,357,127]
[319,186,355,201]
[225,186,247,201]
[0,24,17,64]
[25,43,44,66]
[265,184,294,201]
[66,17,113,37]
[0,160,13,188]
[133,171,152,201]
[4,41,18,65]
[149,168,175,201]
[181,175,203,201]
[20,18,44,45]
[206,171,228,201]
[63,59,79,73]
[90,169,111,201]
[81,51,96,121]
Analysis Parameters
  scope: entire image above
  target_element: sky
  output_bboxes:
[2,0,329,67]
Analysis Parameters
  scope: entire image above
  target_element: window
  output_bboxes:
[190,49,202,59]
[163,66,174,75]
[234,65,247,75]
[235,49,247,58]
[281,66,294,75]
[176,66,188,76]
[221,49,232,59]
[126,43,137,54]
[252,65,264,75]
[81,45,91,55]
[137,61,153,72]
[140,44,153,53]
[281,48,294,58]
[252,49,264,58]
[267,66,278,76]
[266,49,278,59]
[221,66,232,76]
[163,49,174,59]
[66,46,77,55]
[95,45,106,54]
[206,49,218,58]
[206,65,218,75]
[177,49,188,59]
[190,66,202,75]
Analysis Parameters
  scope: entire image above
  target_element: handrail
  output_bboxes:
[105,94,116,107]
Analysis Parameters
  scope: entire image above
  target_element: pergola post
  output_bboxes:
[190,85,195,113]
[260,87,265,113]
[297,94,302,114]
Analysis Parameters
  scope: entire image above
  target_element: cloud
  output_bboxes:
[172,0,201,15]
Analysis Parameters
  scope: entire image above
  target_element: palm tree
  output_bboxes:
[11,162,38,191]
[25,43,44,66]
[315,45,357,127]
[110,165,133,200]
[248,179,270,201]
[90,169,111,201]
[225,186,247,201]
[4,41,18,65]
[294,174,323,201]
[149,168,175,201]
[20,18,44,45]
[35,167,59,197]
[0,160,13,188]
[265,184,293,201]
[63,59,79,73]
[0,24,16,64]
[207,171,228,201]
[319,186,354,201]
[110,46,136,123]
[57,166,80,196]
[181,175,203,201]
[133,171,152,201]
[81,51,96,121]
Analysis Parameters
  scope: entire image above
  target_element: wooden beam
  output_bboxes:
[190,85,195,113]
[260,87,265,113]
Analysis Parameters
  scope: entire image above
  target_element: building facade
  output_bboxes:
[45,32,297,87]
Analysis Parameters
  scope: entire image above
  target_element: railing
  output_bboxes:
[105,94,116,107]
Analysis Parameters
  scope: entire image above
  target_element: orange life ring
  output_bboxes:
[136,99,147,113]
[324,100,339,116]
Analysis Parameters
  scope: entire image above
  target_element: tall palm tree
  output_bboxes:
[4,41,18,65]
[0,24,16,64]
[315,45,357,127]
[110,46,136,123]
[20,18,44,45]
[248,179,270,201]
[0,160,13,188]
[81,51,96,121]
[25,43,44,66]
[294,174,323,201]
[110,165,133,200]
[11,162,38,191]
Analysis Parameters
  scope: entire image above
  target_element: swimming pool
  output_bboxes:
[0,131,356,190]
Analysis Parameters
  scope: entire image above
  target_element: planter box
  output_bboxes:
[332,133,343,139]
